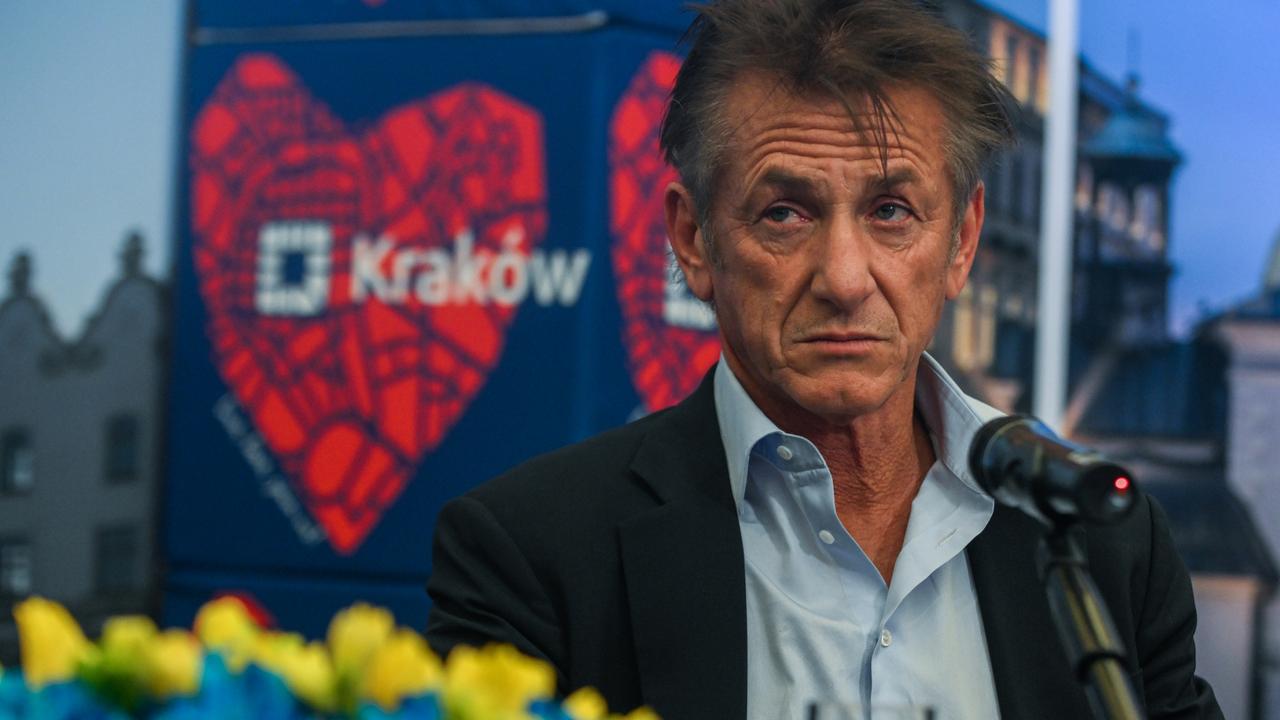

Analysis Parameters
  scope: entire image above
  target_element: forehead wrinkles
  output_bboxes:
[735,119,942,197]
[709,78,956,223]
[722,83,947,196]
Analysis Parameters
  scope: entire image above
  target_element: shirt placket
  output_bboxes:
[773,434,893,713]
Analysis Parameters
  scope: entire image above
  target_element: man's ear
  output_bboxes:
[664,182,714,302]
[945,182,985,300]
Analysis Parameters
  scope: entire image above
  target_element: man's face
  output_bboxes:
[666,74,983,427]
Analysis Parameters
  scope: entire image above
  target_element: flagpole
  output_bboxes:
[1033,0,1080,431]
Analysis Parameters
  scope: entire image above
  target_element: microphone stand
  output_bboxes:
[1037,521,1145,720]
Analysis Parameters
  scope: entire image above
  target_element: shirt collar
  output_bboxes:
[713,356,784,511]
[912,352,1006,495]
[714,352,1006,504]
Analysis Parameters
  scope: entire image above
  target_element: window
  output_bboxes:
[94,525,140,596]
[1104,185,1131,234]
[1010,153,1025,224]
[1004,35,1019,89]
[1027,46,1041,107]
[1075,164,1094,214]
[984,159,1003,216]
[1031,157,1043,226]
[0,538,32,598]
[976,285,999,370]
[1,429,33,495]
[1132,186,1165,255]
[104,414,141,483]
[952,285,977,371]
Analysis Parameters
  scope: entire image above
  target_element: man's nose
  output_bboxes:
[809,215,876,308]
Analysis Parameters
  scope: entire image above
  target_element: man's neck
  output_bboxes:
[824,410,936,583]
[770,382,937,584]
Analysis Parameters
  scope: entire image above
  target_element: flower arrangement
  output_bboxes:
[0,597,656,720]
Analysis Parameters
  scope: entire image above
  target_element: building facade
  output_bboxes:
[0,3,1271,715]
[928,0,1181,418]
[1209,258,1280,718]
[933,4,1278,717]
[0,233,165,665]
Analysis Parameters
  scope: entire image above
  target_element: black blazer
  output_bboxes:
[426,371,1221,719]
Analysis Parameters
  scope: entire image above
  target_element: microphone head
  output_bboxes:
[968,414,1138,526]
[1070,461,1137,524]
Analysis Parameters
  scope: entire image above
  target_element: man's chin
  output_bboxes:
[777,377,900,426]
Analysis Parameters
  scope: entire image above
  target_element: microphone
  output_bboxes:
[968,415,1138,526]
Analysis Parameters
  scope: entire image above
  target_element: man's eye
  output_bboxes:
[873,203,911,222]
[763,206,801,223]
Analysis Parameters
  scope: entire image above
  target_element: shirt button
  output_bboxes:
[776,444,794,461]
[818,530,835,545]
[880,629,893,647]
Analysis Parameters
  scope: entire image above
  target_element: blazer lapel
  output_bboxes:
[618,371,748,720]
[968,505,1092,719]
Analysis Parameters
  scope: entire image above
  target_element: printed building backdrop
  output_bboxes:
[2,0,1276,716]
[164,0,715,636]
[158,12,1280,719]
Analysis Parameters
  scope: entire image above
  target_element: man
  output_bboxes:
[426,1,1221,718]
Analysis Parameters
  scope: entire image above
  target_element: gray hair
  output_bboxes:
[659,0,1016,244]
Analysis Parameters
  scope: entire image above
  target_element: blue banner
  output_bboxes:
[164,2,721,636]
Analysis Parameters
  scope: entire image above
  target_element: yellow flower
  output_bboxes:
[443,644,556,720]
[13,597,91,689]
[617,707,660,720]
[102,615,158,658]
[194,597,259,672]
[362,629,442,711]
[563,687,608,720]
[275,640,338,713]
[89,615,165,706]
[326,602,394,678]
[143,629,203,698]
[249,631,305,677]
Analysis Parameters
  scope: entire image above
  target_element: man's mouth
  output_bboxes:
[798,330,888,344]
[803,330,885,340]
[795,331,889,359]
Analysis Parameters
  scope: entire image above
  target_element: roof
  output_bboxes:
[1074,342,1226,439]
[1138,463,1280,582]
[1219,290,1280,321]
[1265,229,1280,293]
[1082,89,1182,164]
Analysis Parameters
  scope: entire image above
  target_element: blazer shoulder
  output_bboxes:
[460,403,682,521]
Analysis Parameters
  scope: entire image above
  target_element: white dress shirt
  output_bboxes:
[714,353,1005,719]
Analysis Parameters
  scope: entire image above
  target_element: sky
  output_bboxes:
[0,2,182,337]
[988,0,1280,333]
[0,1,1277,338]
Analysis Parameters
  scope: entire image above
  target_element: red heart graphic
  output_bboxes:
[190,55,547,554]
[609,52,721,412]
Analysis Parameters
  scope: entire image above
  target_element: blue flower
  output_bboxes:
[357,693,443,720]
[151,653,304,720]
